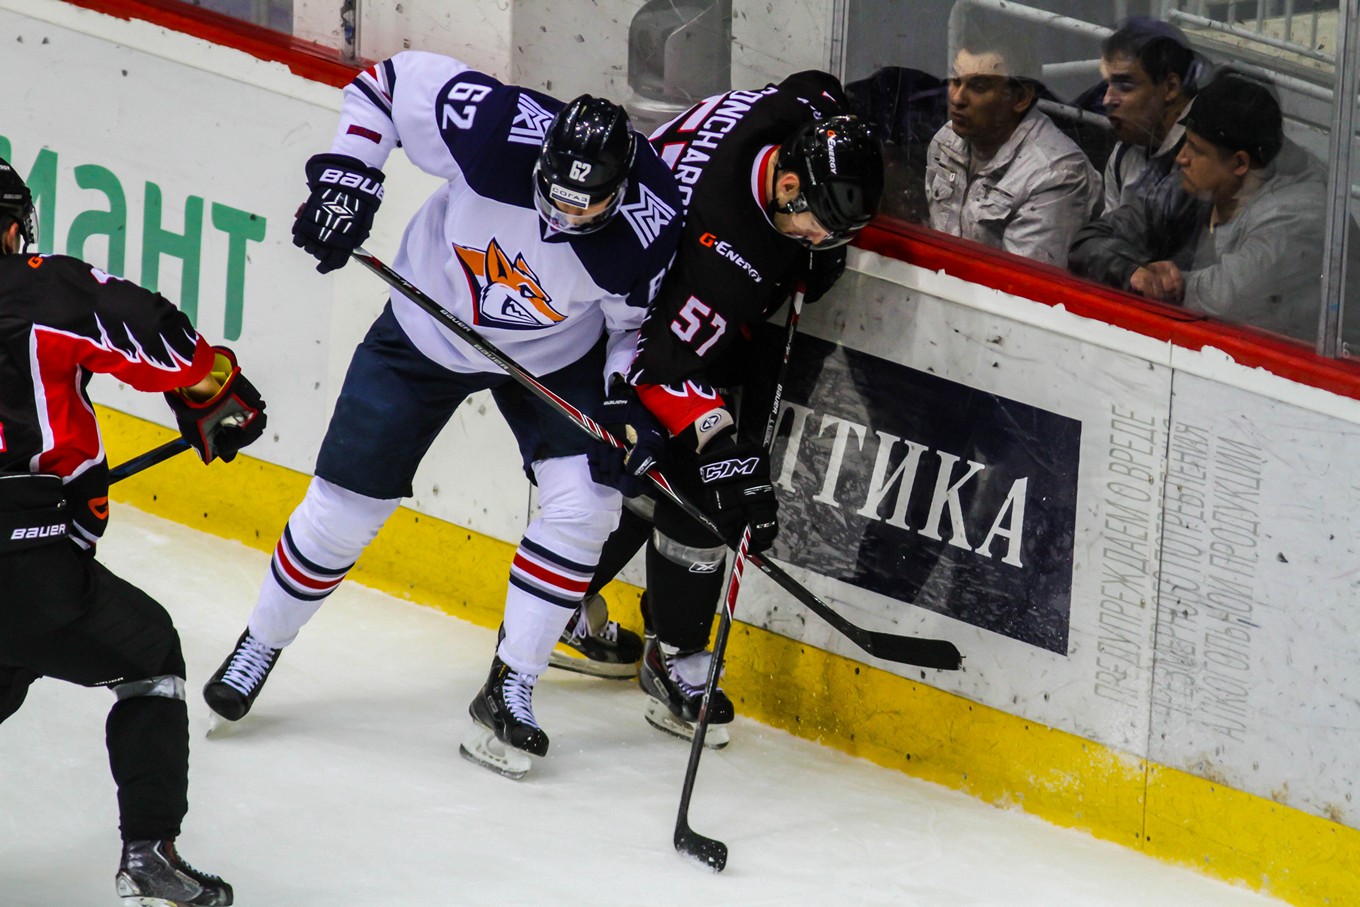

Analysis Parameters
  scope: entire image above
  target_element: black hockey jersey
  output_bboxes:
[0,253,212,545]
[628,70,849,435]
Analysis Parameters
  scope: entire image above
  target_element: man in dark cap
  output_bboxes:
[1070,70,1326,341]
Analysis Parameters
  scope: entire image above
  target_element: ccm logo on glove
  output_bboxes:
[699,456,761,482]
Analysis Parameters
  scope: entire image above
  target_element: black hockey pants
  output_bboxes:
[587,325,787,651]
[0,539,190,841]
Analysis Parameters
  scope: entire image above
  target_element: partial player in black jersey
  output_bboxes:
[0,157,266,905]
[579,72,884,745]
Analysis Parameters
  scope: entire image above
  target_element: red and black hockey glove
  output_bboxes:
[165,347,267,464]
[696,433,779,553]
[588,380,667,498]
[292,153,385,274]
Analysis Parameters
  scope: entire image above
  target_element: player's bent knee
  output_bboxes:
[532,455,623,550]
[654,529,725,572]
[111,674,186,702]
[296,477,402,556]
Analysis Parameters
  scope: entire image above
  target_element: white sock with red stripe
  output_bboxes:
[249,477,400,648]
[497,456,622,676]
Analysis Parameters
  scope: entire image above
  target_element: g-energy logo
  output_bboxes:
[699,232,761,283]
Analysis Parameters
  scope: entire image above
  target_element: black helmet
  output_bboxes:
[0,157,38,253]
[533,95,637,235]
[774,115,884,249]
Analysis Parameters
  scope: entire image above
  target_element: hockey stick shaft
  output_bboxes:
[674,293,801,870]
[350,247,961,671]
[109,438,191,484]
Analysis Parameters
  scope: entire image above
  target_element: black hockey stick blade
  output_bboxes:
[675,815,728,871]
[109,438,191,484]
[748,553,963,670]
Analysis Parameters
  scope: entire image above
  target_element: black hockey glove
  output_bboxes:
[802,246,847,304]
[587,380,666,498]
[165,347,268,464]
[697,434,779,553]
[292,153,386,274]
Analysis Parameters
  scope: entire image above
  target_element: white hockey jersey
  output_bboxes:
[329,51,683,380]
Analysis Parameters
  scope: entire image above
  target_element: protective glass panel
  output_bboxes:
[181,0,294,33]
[841,0,1349,351]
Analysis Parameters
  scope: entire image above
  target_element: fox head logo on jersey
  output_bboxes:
[454,238,566,330]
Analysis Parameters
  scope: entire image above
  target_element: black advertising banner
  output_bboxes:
[769,335,1082,653]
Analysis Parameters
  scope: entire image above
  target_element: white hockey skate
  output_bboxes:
[547,593,643,679]
[459,655,549,780]
[638,638,733,749]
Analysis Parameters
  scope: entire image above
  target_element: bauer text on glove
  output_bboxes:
[292,153,385,274]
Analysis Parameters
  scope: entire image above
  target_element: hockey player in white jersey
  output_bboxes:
[201,51,683,778]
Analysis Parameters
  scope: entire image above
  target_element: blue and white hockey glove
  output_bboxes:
[588,381,667,498]
[292,153,386,274]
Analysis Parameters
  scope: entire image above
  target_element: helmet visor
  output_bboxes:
[533,163,627,236]
[2,203,37,253]
[18,204,38,251]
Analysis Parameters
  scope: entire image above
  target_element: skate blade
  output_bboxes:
[644,698,729,749]
[548,648,638,679]
[120,897,198,907]
[459,724,533,780]
[204,711,235,738]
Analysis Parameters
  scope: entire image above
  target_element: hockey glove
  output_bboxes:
[802,245,847,304]
[697,434,779,552]
[165,347,268,464]
[588,380,667,498]
[292,153,386,273]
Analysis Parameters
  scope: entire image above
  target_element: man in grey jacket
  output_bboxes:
[926,36,1101,266]
[1069,72,1326,342]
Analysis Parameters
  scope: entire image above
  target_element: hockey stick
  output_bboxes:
[673,292,803,870]
[109,438,191,484]
[349,247,962,670]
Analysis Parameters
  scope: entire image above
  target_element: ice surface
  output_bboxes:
[0,506,1285,906]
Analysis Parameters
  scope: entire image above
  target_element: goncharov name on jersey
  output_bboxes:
[655,86,780,206]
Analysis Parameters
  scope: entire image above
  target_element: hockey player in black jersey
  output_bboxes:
[0,157,267,905]
[581,72,884,745]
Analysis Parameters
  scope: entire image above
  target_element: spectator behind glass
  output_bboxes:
[1100,17,1207,212]
[925,32,1101,266]
[1069,71,1326,341]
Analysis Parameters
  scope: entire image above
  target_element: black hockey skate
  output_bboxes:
[202,629,281,722]
[638,637,734,749]
[115,838,233,906]
[548,593,643,679]
[460,654,549,780]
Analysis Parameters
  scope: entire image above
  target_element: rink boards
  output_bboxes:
[2,2,1359,905]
